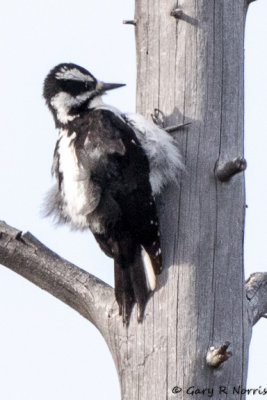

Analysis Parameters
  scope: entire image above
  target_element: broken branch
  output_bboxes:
[0,220,115,334]
[215,157,247,182]
[206,342,232,368]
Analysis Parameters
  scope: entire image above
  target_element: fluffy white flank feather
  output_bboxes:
[125,113,184,195]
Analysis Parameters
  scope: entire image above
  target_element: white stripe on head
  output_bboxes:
[55,68,94,82]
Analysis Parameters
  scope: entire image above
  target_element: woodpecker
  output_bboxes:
[43,63,183,324]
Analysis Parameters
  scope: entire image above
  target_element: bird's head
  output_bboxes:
[43,63,125,126]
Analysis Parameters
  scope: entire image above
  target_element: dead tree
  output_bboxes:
[0,1,265,399]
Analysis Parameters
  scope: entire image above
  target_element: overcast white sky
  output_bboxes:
[0,1,266,399]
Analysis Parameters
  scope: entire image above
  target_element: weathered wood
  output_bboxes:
[0,220,115,335]
[123,20,137,26]
[206,341,232,368]
[107,1,250,398]
[246,273,267,326]
[0,225,264,399]
[0,1,264,399]
[215,157,247,182]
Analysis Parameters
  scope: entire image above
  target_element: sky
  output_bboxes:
[0,1,266,399]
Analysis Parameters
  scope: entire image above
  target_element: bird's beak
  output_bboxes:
[99,82,126,92]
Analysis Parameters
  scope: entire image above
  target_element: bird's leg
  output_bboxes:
[151,108,165,128]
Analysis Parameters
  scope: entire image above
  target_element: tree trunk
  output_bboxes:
[108,1,249,398]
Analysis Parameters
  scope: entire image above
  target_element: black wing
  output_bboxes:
[70,108,162,322]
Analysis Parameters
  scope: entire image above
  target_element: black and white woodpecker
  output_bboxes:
[43,63,183,324]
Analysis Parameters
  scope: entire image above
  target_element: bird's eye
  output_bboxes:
[61,80,93,96]
[84,81,95,90]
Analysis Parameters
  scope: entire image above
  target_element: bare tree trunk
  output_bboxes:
[111,0,249,398]
[0,1,265,399]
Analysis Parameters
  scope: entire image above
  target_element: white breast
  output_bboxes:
[58,130,93,230]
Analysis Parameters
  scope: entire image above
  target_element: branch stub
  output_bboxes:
[206,342,232,368]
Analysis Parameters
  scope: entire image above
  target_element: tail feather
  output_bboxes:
[114,245,159,325]
[141,246,156,291]
[142,238,162,275]
[129,247,150,322]
[114,260,135,324]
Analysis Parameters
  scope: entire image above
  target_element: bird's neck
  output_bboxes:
[52,94,105,128]
[88,95,104,108]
